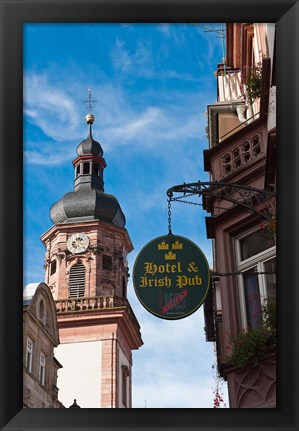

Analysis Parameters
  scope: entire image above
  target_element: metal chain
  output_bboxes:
[167,197,173,235]
[170,195,235,214]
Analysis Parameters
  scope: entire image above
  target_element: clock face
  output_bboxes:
[67,233,90,254]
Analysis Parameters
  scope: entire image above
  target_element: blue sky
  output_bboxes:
[24,23,228,408]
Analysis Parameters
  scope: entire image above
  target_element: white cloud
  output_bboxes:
[111,39,132,72]
[133,378,216,408]
[104,106,160,143]
[24,73,81,141]
[110,38,155,77]
[24,149,71,166]
[110,34,199,82]
[24,73,208,166]
[130,307,227,408]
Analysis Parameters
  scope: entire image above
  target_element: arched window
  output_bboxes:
[121,365,130,407]
[93,163,99,176]
[69,263,86,298]
[39,299,45,320]
[83,162,90,174]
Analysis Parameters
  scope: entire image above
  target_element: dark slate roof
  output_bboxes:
[76,136,103,157]
[50,189,126,227]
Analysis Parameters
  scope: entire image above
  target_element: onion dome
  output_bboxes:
[49,112,126,228]
[50,189,126,227]
[76,114,103,157]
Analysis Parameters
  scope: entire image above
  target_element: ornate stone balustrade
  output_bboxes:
[221,132,262,177]
[55,295,127,313]
[55,295,141,331]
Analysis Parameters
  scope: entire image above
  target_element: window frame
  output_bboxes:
[69,262,86,298]
[39,352,46,386]
[235,227,276,329]
[103,254,113,271]
[50,259,57,275]
[83,161,90,174]
[26,336,34,373]
[121,365,129,408]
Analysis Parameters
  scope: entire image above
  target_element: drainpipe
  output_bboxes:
[236,104,247,123]
[246,104,254,123]
[236,103,254,125]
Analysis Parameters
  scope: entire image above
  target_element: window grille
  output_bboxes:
[103,255,113,270]
[69,263,86,298]
[50,260,57,275]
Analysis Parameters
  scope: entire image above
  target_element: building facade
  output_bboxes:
[40,113,143,408]
[203,23,276,408]
[23,282,64,408]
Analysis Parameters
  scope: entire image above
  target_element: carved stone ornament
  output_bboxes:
[233,353,276,408]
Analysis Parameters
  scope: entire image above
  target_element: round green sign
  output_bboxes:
[133,234,210,320]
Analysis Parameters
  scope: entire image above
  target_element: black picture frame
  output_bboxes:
[1,0,298,430]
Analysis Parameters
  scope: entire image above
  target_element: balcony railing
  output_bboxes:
[55,295,127,313]
[55,295,141,330]
[217,67,243,102]
[221,132,262,177]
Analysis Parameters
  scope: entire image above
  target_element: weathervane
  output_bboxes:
[83,88,97,137]
[83,87,97,113]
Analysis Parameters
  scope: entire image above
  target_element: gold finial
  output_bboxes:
[85,113,95,124]
[83,88,97,137]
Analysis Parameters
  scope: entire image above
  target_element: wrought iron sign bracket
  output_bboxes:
[167,181,275,221]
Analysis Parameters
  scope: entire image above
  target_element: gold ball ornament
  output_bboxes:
[85,113,95,124]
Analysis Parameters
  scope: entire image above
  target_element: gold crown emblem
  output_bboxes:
[158,241,169,250]
[165,251,176,260]
[172,240,183,250]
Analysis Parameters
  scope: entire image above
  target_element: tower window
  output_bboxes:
[93,164,99,176]
[69,263,86,298]
[103,255,113,270]
[76,165,80,177]
[83,162,90,174]
[122,277,126,298]
[50,260,57,275]
[122,365,129,407]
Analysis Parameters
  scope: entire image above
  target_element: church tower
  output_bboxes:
[40,111,143,408]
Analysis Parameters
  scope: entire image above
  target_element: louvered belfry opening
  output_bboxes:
[69,263,86,298]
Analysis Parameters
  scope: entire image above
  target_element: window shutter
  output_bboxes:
[50,260,57,275]
[103,255,113,270]
[69,263,86,298]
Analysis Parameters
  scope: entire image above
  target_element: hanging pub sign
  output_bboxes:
[133,234,210,320]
